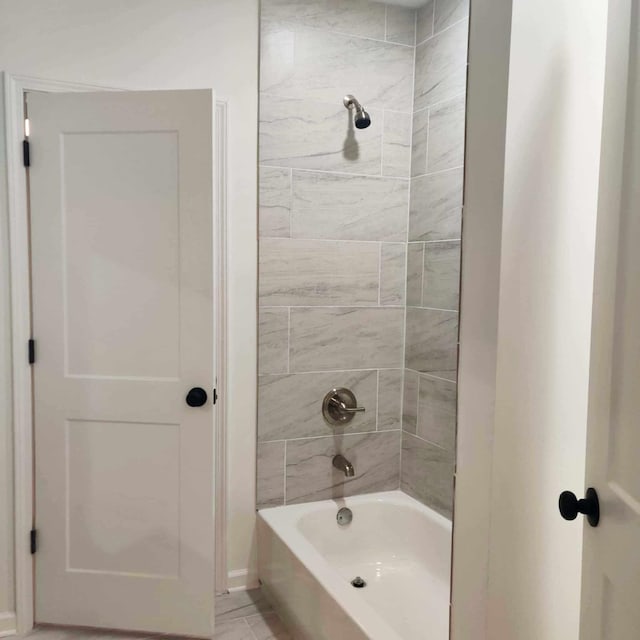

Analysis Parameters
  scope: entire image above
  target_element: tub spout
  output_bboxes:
[333,454,355,477]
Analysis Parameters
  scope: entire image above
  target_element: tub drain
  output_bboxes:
[351,576,366,588]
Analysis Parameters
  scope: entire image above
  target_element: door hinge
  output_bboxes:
[23,139,30,167]
[30,529,37,554]
[213,388,218,405]
[28,339,35,364]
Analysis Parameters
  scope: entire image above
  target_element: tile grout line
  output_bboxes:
[377,242,383,306]
[404,427,452,452]
[260,237,411,245]
[288,167,293,237]
[405,368,458,384]
[380,108,385,176]
[419,242,425,307]
[424,107,431,175]
[258,304,407,311]
[411,162,465,178]
[415,13,469,47]
[260,164,411,181]
[262,17,416,48]
[259,366,407,376]
[430,0,436,41]
[415,369,422,437]
[375,369,380,431]
[283,439,287,506]
[400,8,417,484]
[413,91,467,116]
[259,428,403,446]
[384,5,388,43]
[286,306,291,374]
[241,616,259,640]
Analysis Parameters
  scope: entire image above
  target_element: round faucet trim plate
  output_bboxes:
[337,507,353,526]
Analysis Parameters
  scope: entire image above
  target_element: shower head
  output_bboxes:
[343,94,371,129]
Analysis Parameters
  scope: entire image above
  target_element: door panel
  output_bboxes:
[63,131,181,379]
[29,90,215,636]
[67,419,181,577]
[580,1,639,637]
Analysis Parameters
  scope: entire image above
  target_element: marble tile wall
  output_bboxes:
[258,0,468,516]
[258,0,415,508]
[401,0,468,519]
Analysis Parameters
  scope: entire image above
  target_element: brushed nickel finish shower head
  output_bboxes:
[343,94,371,129]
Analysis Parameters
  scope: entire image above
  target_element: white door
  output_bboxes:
[29,90,216,636]
[576,1,640,637]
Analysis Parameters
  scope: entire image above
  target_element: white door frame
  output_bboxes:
[2,73,229,635]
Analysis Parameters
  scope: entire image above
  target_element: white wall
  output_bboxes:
[455,1,609,638]
[0,75,16,626]
[450,0,512,636]
[488,2,607,637]
[455,1,607,639]
[0,0,259,598]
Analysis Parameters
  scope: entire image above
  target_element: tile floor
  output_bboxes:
[214,590,291,639]
[25,590,291,640]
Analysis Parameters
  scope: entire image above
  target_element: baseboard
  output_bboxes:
[227,568,259,592]
[0,612,16,637]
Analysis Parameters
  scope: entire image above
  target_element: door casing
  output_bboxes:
[1,72,229,635]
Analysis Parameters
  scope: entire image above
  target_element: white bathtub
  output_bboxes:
[257,491,452,640]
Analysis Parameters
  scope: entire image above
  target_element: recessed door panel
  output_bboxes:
[63,131,180,379]
[67,420,180,577]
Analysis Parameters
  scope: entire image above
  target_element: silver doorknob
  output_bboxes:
[322,388,365,425]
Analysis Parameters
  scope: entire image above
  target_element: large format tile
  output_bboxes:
[434,0,470,34]
[385,5,416,46]
[401,432,454,518]
[405,307,458,378]
[406,242,424,306]
[416,1,434,44]
[260,94,383,174]
[291,171,409,241]
[259,166,291,238]
[213,620,255,640]
[257,441,286,508]
[380,243,407,306]
[417,374,457,451]
[290,307,404,371]
[409,168,463,241]
[427,93,467,172]
[216,589,274,621]
[422,240,461,310]
[382,111,412,178]
[285,430,401,504]
[377,369,404,430]
[402,369,419,433]
[414,19,468,111]
[247,612,292,640]
[260,25,414,111]
[261,0,386,40]
[259,308,289,374]
[259,238,379,306]
[411,107,429,177]
[258,369,377,441]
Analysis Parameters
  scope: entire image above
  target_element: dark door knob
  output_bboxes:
[559,487,600,527]
[186,387,208,407]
